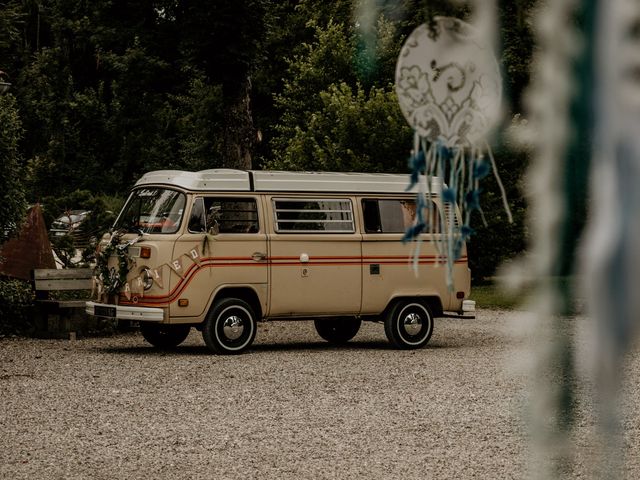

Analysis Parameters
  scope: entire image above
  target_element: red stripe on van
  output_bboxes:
[120,254,469,306]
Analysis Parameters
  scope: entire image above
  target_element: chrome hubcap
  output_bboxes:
[223,315,244,340]
[403,312,422,336]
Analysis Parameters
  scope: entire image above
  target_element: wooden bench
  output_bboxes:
[32,268,95,338]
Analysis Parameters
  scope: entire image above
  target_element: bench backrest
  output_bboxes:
[32,268,93,292]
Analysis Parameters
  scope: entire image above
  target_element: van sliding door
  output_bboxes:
[267,197,362,316]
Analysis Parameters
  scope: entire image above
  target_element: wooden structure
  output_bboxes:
[32,268,96,338]
[0,204,56,280]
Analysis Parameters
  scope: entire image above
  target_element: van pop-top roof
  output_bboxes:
[135,169,442,194]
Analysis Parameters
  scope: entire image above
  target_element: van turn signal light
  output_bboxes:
[140,246,151,258]
[178,299,189,307]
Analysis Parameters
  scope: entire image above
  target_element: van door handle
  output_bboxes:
[251,252,267,262]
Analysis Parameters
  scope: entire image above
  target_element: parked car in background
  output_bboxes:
[50,210,91,237]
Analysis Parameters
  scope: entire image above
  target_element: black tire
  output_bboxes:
[202,298,257,354]
[314,317,361,344]
[384,300,433,349]
[140,323,191,349]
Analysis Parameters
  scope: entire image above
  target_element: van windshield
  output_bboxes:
[114,188,186,234]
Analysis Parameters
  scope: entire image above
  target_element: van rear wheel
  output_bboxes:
[203,298,257,354]
[314,317,361,344]
[140,323,191,349]
[384,300,433,349]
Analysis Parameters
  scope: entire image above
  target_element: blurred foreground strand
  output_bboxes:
[526,0,572,473]
[527,0,640,477]
[524,0,599,477]
[582,0,640,477]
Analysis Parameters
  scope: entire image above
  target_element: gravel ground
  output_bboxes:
[1,309,639,479]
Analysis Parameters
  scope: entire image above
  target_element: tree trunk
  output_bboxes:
[222,76,254,170]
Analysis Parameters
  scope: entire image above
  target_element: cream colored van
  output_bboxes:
[86,169,474,354]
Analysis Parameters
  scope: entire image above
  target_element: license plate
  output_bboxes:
[95,305,116,318]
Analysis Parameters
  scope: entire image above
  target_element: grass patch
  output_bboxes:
[471,277,577,311]
[471,280,532,310]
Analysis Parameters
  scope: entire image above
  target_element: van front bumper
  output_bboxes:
[85,301,164,322]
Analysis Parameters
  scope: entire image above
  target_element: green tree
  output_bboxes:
[252,0,356,161]
[269,82,411,173]
[498,0,535,113]
[270,20,357,165]
[176,0,268,170]
[172,73,225,171]
[99,39,175,184]
[19,47,114,196]
[268,13,411,172]
[0,93,26,244]
[0,1,24,55]
[11,1,189,196]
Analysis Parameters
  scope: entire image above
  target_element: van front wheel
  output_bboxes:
[140,323,191,349]
[203,298,257,354]
[384,300,433,349]
[314,317,361,344]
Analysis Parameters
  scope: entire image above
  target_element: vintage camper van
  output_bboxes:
[86,169,474,354]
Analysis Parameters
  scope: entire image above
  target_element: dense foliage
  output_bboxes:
[0,93,27,244]
[0,278,34,335]
[0,0,536,281]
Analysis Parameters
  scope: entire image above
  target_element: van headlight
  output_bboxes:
[141,268,154,290]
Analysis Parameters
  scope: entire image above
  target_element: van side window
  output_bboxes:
[273,199,354,233]
[188,197,259,234]
[362,199,441,233]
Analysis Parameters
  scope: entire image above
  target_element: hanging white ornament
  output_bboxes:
[395,16,511,283]
[396,17,502,146]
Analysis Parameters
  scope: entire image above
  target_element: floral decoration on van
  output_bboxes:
[94,231,137,298]
[92,230,205,303]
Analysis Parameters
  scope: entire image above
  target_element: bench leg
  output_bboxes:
[34,308,75,339]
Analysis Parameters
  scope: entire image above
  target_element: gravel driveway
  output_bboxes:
[1,309,639,479]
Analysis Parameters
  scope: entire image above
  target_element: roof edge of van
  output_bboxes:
[135,169,443,194]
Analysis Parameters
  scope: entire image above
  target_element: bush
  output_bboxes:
[0,277,35,335]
